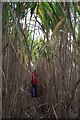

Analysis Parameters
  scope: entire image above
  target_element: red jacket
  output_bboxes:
[31,72,38,85]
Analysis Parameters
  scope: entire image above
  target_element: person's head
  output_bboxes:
[34,69,36,72]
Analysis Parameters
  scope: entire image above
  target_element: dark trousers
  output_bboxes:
[32,84,37,97]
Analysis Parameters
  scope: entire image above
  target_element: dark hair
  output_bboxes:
[34,69,36,72]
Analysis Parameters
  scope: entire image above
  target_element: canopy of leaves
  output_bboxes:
[3,2,80,65]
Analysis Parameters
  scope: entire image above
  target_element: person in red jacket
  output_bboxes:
[31,69,39,98]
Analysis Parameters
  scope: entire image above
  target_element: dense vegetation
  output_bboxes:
[2,2,80,118]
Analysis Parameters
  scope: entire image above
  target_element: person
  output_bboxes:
[30,69,39,98]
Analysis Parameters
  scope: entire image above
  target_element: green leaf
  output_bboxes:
[76,5,80,15]
[9,4,24,51]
